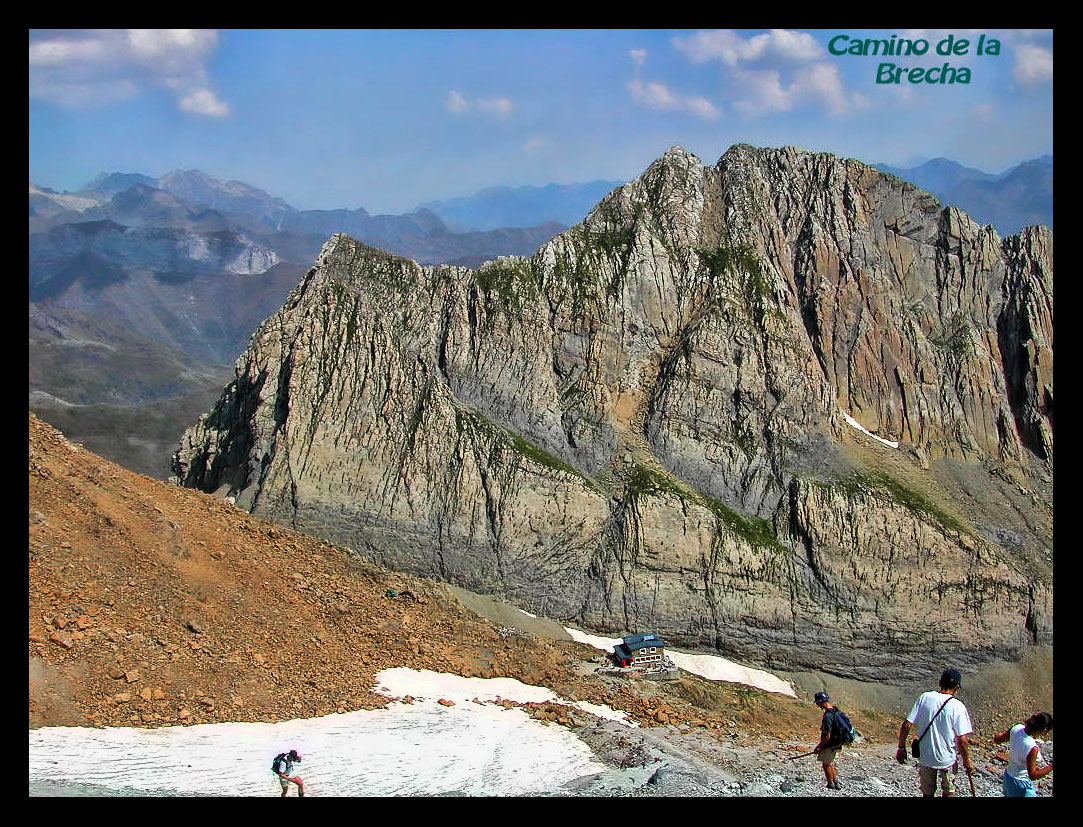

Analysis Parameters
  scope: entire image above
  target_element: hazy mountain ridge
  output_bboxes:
[79,172,160,198]
[418,180,624,231]
[876,154,1052,235]
[28,169,574,476]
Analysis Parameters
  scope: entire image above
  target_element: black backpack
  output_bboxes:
[272,753,288,774]
[827,708,857,746]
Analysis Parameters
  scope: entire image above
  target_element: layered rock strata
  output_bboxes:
[173,145,1052,681]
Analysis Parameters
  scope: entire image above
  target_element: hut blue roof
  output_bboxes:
[615,633,668,655]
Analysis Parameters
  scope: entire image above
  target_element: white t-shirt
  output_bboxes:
[906,691,973,769]
[1006,724,1043,782]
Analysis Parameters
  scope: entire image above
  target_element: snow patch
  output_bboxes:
[843,412,899,449]
[374,668,635,726]
[565,627,796,697]
[665,651,796,697]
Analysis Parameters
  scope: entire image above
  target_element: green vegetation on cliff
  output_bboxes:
[453,406,599,490]
[698,239,778,330]
[827,470,970,535]
[626,461,785,552]
[931,311,975,360]
[475,258,540,313]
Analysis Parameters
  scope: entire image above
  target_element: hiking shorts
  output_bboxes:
[278,774,302,792]
[1003,773,1037,797]
[818,747,840,765]
[919,765,956,796]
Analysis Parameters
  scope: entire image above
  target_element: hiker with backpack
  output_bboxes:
[812,691,856,791]
[895,668,975,797]
[993,711,1053,797]
[272,749,305,797]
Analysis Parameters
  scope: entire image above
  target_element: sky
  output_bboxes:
[29,29,1054,215]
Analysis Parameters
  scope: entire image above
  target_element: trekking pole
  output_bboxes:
[787,751,817,760]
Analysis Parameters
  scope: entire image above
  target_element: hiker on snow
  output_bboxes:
[993,711,1053,797]
[812,691,854,791]
[272,749,305,797]
[895,668,974,797]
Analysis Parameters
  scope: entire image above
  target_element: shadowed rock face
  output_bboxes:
[172,144,1052,683]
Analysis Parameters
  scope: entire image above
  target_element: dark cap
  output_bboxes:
[940,669,962,689]
[288,750,302,760]
[814,692,830,704]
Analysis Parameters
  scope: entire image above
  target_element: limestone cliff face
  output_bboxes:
[173,145,1052,681]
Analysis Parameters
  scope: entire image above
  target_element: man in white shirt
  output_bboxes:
[895,668,975,797]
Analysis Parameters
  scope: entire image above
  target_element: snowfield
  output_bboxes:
[28,669,628,797]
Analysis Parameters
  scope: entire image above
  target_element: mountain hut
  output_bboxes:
[613,633,668,668]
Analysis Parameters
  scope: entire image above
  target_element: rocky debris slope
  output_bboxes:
[30,412,817,737]
[572,720,1053,797]
[172,144,1052,682]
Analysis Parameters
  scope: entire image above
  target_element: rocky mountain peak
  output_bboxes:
[157,169,293,222]
[79,171,159,197]
[660,144,702,164]
[172,143,1052,683]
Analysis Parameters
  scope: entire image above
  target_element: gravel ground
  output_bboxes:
[560,719,1054,797]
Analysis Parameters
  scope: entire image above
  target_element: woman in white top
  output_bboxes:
[993,711,1053,797]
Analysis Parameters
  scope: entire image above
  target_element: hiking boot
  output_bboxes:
[832,781,842,790]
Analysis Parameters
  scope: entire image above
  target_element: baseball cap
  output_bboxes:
[940,669,962,689]
[288,749,302,760]
[814,692,830,703]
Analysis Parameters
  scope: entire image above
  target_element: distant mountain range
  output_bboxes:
[876,155,1052,235]
[28,168,593,477]
[417,180,624,232]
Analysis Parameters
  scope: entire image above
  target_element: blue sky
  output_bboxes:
[29,29,1053,215]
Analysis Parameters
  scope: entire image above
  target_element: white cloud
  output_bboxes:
[795,63,848,115]
[1014,44,1053,85]
[627,79,720,119]
[628,79,676,109]
[445,90,513,118]
[28,37,112,65]
[672,29,741,65]
[730,70,790,116]
[477,97,513,117]
[445,90,469,114]
[179,88,230,117]
[28,29,228,116]
[670,29,857,119]
[685,96,722,119]
[902,29,987,40]
[731,63,848,118]
[629,48,648,67]
[672,29,822,66]
[28,79,140,109]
